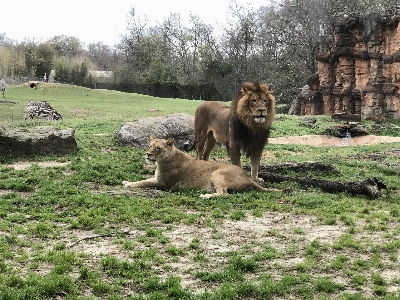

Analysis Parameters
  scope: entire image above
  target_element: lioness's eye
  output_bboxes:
[156,147,161,150]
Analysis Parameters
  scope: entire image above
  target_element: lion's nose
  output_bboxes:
[258,108,266,112]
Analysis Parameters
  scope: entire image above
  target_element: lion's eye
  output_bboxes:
[252,99,257,103]
[156,147,161,150]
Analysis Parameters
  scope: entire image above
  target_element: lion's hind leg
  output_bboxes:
[202,131,217,161]
[195,130,208,160]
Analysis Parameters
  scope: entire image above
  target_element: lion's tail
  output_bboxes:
[183,139,195,152]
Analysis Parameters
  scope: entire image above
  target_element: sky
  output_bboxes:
[0,0,268,47]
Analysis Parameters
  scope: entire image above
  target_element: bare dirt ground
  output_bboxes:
[269,134,400,146]
[4,161,70,170]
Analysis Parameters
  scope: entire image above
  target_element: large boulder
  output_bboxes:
[115,113,195,150]
[0,126,77,158]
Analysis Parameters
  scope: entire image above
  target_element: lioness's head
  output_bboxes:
[232,82,275,129]
[145,136,175,164]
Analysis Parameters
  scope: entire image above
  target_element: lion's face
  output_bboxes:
[247,92,272,123]
[234,83,275,128]
[145,136,174,164]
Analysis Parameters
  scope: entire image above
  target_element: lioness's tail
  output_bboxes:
[254,182,281,193]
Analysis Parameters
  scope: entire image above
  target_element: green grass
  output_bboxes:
[1,83,400,299]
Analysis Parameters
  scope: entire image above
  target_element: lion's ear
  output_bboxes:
[240,87,249,95]
[150,135,156,141]
[165,137,174,148]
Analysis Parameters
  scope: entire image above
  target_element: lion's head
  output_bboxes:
[145,136,175,164]
[231,82,275,131]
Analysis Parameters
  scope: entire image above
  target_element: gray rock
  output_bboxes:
[115,113,195,150]
[0,126,77,158]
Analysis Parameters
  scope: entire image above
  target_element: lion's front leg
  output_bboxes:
[122,178,165,189]
[250,152,264,184]
[229,143,241,167]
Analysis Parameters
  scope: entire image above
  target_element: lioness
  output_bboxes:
[194,82,275,183]
[122,136,277,198]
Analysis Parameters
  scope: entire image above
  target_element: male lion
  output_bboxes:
[194,82,275,183]
[122,136,277,198]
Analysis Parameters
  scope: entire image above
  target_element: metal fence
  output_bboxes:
[0,75,47,85]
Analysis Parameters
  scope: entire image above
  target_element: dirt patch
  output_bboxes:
[61,212,399,296]
[4,161,70,170]
[269,134,400,146]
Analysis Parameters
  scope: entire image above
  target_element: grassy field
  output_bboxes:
[1,83,400,299]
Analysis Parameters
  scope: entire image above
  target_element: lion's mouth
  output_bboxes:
[145,157,156,164]
[254,116,266,123]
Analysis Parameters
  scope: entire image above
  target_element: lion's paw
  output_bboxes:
[253,177,264,186]
[122,181,131,187]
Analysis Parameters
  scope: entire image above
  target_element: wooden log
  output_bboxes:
[258,172,386,199]
[253,162,340,174]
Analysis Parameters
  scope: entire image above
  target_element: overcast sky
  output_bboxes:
[0,0,268,47]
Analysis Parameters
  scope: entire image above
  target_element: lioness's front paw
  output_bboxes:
[200,193,212,199]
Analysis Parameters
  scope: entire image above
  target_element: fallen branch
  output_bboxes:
[258,172,386,199]
[68,231,134,248]
[0,99,17,104]
[249,161,340,174]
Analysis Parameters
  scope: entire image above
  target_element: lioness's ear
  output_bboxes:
[150,135,156,141]
[165,138,174,147]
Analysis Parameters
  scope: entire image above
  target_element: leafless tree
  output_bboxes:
[87,42,117,71]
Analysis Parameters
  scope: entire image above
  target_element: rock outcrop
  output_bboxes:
[290,7,400,119]
[115,114,195,150]
[0,126,77,158]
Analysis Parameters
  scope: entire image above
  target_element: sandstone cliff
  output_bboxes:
[290,7,400,119]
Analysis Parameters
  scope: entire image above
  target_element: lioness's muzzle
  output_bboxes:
[145,154,156,164]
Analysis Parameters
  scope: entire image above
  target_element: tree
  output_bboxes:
[23,39,40,77]
[87,42,116,71]
[36,43,55,78]
[119,7,150,72]
[327,0,399,16]
[220,0,263,92]
[0,32,14,47]
[53,56,70,83]
[70,60,89,85]
[47,35,84,59]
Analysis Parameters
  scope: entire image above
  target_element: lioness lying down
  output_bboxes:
[123,136,278,198]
